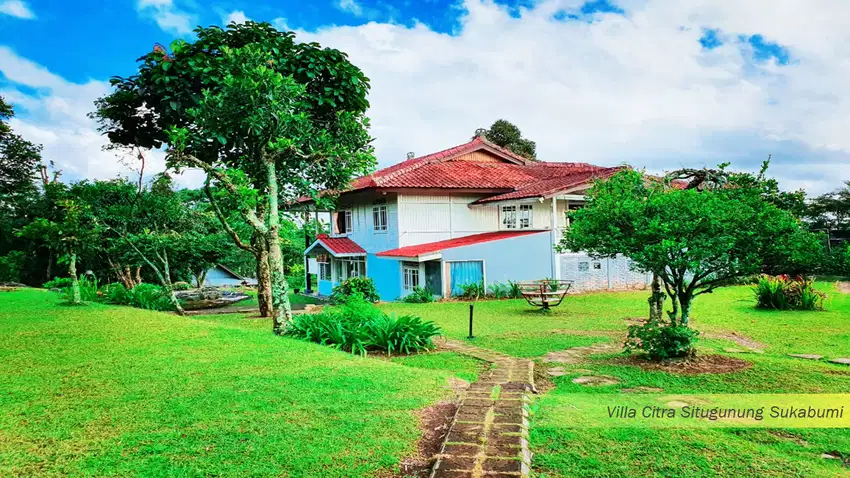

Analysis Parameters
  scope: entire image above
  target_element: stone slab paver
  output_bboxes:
[788,354,823,360]
[431,340,533,478]
[829,358,850,366]
[572,375,620,386]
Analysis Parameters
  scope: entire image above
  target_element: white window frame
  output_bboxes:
[342,210,352,234]
[373,205,388,233]
[319,262,331,281]
[335,258,365,282]
[519,204,533,229]
[501,205,517,229]
[403,265,420,291]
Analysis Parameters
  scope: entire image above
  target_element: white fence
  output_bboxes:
[558,253,652,293]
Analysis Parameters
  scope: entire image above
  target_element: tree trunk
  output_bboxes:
[265,160,293,334]
[46,247,53,282]
[254,231,272,318]
[195,269,207,288]
[159,250,184,316]
[68,252,81,305]
[648,273,664,322]
[134,266,142,285]
[679,293,692,327]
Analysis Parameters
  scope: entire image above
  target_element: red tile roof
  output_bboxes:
[298,136,623,204]
[376,230,547,258]
[312,234,366,256]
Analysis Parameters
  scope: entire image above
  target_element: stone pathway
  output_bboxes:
[542,342,618,364]
[430,340,534,478]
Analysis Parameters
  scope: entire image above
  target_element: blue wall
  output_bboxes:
[441,232,551,289]
[318,279,334,296]
[367,254,402,301]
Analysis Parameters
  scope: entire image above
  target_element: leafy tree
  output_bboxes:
[560,165,823,328]
[168,45,374,333]
[474,119,536,160]
[18,191,102,305]
[0,96,41,208]
[92,22,375,328]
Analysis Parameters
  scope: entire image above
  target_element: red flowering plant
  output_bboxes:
[753,274,825,311]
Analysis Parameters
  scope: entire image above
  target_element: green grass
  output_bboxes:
[390,351,487,383]
[382,282,850,477]
[0,289,457,477]
[233,289,323,309]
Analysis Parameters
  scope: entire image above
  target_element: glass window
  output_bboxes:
[373,205,388,232]
[578,262,589,272]
[403,265,420,291]
[319,263,331,281]
[501,205,517,229]
[335,210,353,234]
[593,262,602,270]
[519,204,533,229]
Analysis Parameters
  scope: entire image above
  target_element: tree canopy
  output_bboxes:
[475,119,537,160]
[560,166,823,325]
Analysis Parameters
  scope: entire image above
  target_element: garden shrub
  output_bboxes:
[506,280,523,299]
[101,282,174,311]
[457,281,485,300]
[62,278,99,302]
[753,274,825,311]
[287,264,306,291]
[488,282,509,299]
[0,251,26,283]
[625,319,699,361]
[171,281,191,291]
[285,295,441,355]
[43,277,73,290]
[329,276,380,304]
[402,286,434,303]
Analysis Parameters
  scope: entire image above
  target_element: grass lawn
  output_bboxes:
[230,288,323,309]
[0,289,466,477]
[382,282,850,477]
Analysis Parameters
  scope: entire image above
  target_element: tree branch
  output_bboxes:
[203,177,256,253]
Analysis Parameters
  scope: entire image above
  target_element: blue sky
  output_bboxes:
[1,0,848,194]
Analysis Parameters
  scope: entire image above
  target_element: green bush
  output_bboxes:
[287,264,306,291]
[506,280,523,299]
[487,282,509,299]
[0,251,25,283]
[457,281,485,300]
[43,277,73,290]
[402,286,434,303]
[61,278,99,302]
[329,276,380,304]
[172,281,191,291]
[285,296,441,355]
[101,282,174,311]
[753,274,825,311]
[625,320,699,361]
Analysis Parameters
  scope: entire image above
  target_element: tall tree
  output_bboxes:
[168,45,374,333]
[474,119,537,160]
[92,22,375,323]
[0,96,41,207]
[561,164,823,327]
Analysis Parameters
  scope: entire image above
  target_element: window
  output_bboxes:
[319,263,331,281]
[519,204,533,228]
[373,205,388,232]
[501,205,517,229]
[334,258,365,281]
[502,204,533,229]
[593,262,602,270]
[403,265,420,291]
[578,262,589,272]
[336,210,352,234]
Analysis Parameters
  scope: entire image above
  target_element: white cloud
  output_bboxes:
[0,46,196,188]
[289,0,850,194]
[4,0,850,195]
[337,0,363,17]
[222,10,249,26]
[0,0,35,19]
[136,0,194,35]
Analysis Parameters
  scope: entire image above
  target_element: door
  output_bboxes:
[448,261,484,297]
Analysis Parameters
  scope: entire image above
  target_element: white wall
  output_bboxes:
[397,194,560,247]
[337,193,400,254]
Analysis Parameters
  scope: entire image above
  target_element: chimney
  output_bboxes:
[406,152,415,160]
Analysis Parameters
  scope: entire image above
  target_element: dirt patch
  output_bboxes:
[391,401,458,478]
[533,365,557,393]
[769,430,810,447]
[613,354,752,375]
[837,282,850,294]
[703,331,767,352]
